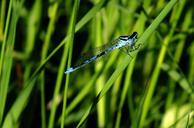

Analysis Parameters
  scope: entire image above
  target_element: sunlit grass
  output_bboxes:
[0,0,193,128]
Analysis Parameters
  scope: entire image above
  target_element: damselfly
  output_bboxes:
[65,32,140,74]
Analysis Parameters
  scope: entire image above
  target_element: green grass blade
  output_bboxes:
[60,0,80,128]
[0,0,6,32]
[47,0,79,127]
[26,0,44,127]
[138,0,185,127]
[25,0,42,58]
[115,58,136,128]
[188,41,194,85]
[40,2,59,128]
[0,0,12,78]
[94,12,106,128]
[0,0,18,125]
[2,77,37,128]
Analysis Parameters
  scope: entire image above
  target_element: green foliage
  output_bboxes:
[0,0,193,127]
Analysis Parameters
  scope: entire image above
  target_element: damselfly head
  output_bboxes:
[119,32,138,41]
[118,32,138,46]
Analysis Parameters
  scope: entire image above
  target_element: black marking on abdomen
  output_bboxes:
[97,51,106,58]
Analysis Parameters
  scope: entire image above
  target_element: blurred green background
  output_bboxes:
[0,0,193,128]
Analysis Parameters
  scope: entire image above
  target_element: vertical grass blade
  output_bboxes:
[0,0,18,125]
[40,1,59,128]
[138,0,185,127]
[0,0,12,78]
[60,0,80,128]
[115,58,136,128]
[0,0,6,32]
[94,12,106,128]
[188,41,194,85]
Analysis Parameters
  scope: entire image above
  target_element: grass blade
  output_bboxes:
[0,0,18,125]
[60,1,80,127]
[138,0,185,127]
